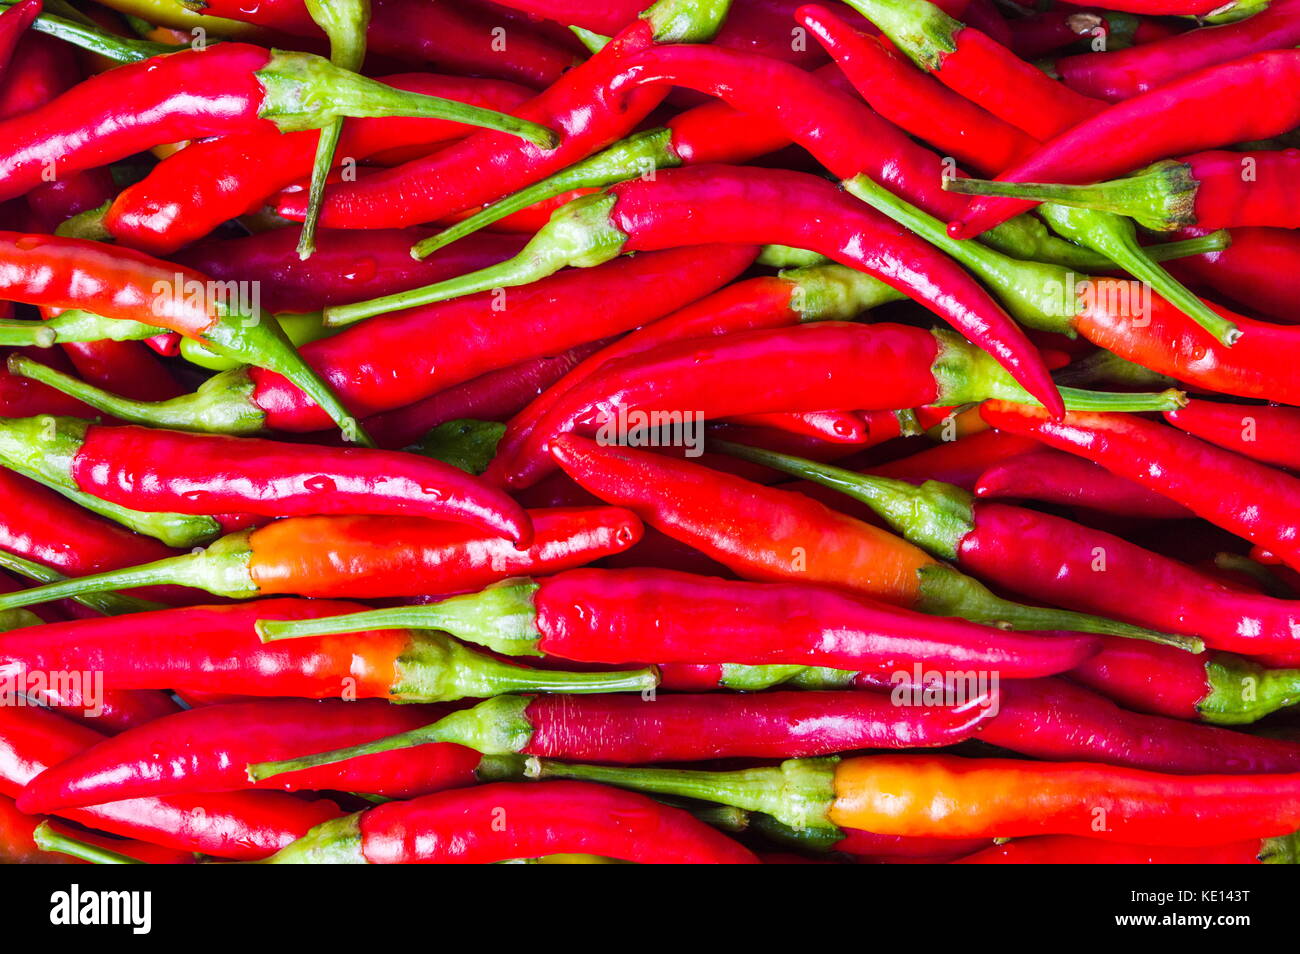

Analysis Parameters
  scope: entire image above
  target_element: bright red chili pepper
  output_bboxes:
[0,704,342,860]
[869,429,1039,489]
[954,834,1295,865]
[975,448,1193,519]
[260,780,758,864]
[1169,226,1300,324]
[0,360,100,418]
[257,567,1101,679]
[19,680,182,736]
[0,506,643,607]
[1165,399,1300,471]
[0,794,195,864]
[724,410,869,445]
[948,50,1300,239]
[18,700,489,813]
[0,415,532,544]
[1054,0,1300,101]
[981,404,1300,573]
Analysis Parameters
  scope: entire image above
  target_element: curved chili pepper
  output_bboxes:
[975,448,1193,519]
[490,321,1175,488]
[104,73,535,255]
[954,834,1297,864]
[978,677,1300,774]
[981,404,1300,573]
[0,704,342,860]
[949,50,1300,239]
[1055,0,1300,101]
[1169,226,1300,324]
[0,0,38,79]
[248,690,993,784]
[258,568,1101,678]
[6,245,756,436]
[18,700,488,813]
[0,795,195,865]
[1071,637,1300,725]
[547,434,1185,642]
[0,415,532,544]
[528,752,1300,845]
[0,506,644,607]
[1165,399,1300,471]
[331,166,1066,417]
[260,780,758,864]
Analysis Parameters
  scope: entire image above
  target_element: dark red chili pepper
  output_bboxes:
[18,700,487,813]
[247,690,992,784]
[797,6,1037,173]
[716,438,1300,655]
[1054,0,1300,101]
[260,780,758,864]
[870,429,1040,490]
[1070,637,1300,725]
[276,0,729,229]
[724,410,869,445]
[258,567,1101,679]
[0,415,532,544]
[0,506,643,608]
[0,360,100,418]
[1169,226,1300,324]
[484,0,645,33]
[954,834,1297,864]
[8,245,756,437]
[104,73,536,255]
[975,448,1193,519]
[1005,7,1104,58]
[949,50,1300,239]
[0,704,342,860]
[981,404,1300,573]
[1164,399,1300,472]
[978,677,1300,774]
[547,434,1182,641]
[333,166,1066,418]
[0,1,37,80]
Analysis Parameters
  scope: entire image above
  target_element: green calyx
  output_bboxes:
[0,549,164,616]
[0,530,257,612]
[255,814,368,864]
[1199,654,1300,725]
[842,0,959,72]
[0,415,85,484]
[756,245,828,268]
[529,756,840,832]
[247,695,534,784]
[55,202,112,241]
[7,355,265,435]
[391,629,658,702]
[181,311,336,372]
[257,579,546,657]
[412,128,682,259]
[718,663,810,690]
[327,192,626,326]
[32,822,142,864]
[944,161,1199,233]
[407,419,506,475]
[643,0,735,43]
[783,262,904,320]
[1259,831,1300,864]
[0,310,165,348]
[748,812,846,854]
[255,50,557,146]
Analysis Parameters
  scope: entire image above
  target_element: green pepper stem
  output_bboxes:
[251,814,367,864]
[8,4,182,62]
[755,245,827,268]
[0,531,257,610]
[1213,552,1295,600]
[784,262,905,319]
[32,822,143,864]
[412,128,683,259]
[0,549,165,615]
[841,0,959,72]
[247,694,534,783]
[1201,655,1300,725]
[325,192,627,326]
[1052,349,1178,390]
[0,310,165,348]
[1260,831,1300,864]
[5,355,265,435]
[1035,204,1239,347]
[257,579,545,657]
[54,201,112,240]
[942,162,1198,233]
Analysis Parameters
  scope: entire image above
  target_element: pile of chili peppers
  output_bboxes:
[1,0,1300,868]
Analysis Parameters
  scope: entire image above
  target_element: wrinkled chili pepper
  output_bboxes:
[1165,399,1300,471]
[975,448,1193,519]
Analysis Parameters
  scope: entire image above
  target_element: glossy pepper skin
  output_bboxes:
[975,449,1193,520]
[1169,226,1300,324]
[1165,400,1300,472]
[0,794,195,865]
[0,704,341,860]
[265,780,758,864]
[18,700,484,813]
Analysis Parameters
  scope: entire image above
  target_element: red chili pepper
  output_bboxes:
[975,448,1193,519]
[0,416,532,544]
[258,567,1101,678]
[1054,0,1300,101]
[981,404,1300,573]
[8,245,756,437]
[0,506,644,607]
[0,794,194,864]
[948,50,1300,239]
[104,74,536,256]
[954,834,1296,864]
[526,751,1300,845]
[18,700,488,813]
[0,360,100,418]
[19,682,181,736]
[485,0,646,34]
[1005,7,1104,58]
[1169,226,1300,324]
[260,780,758,864]
[1165,399,1300,471]
[978,677,1300,774]
[871,429,1040,489]
[723,411,869,445]
[0,704,342,860]
[0,0,38,80]
[277,0,730,229]
[797,6,1037,173]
